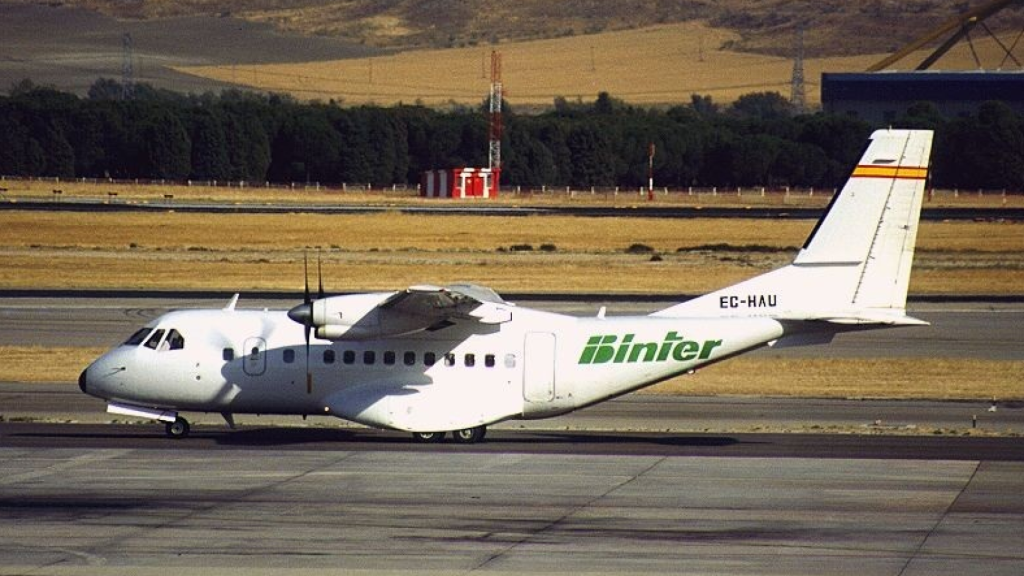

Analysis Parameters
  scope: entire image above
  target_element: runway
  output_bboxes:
[1,429,1022,575]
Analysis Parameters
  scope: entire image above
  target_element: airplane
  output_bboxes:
[79,128,933,443]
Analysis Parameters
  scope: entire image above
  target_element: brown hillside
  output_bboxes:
[176,22,1020,107]
[22,0,1024,57]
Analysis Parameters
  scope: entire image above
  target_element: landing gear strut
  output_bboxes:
[164,417,191,439]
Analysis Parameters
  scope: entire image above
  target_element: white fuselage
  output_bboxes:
[81,305,785,433]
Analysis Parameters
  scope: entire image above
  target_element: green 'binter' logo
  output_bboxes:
[578,331,723,365]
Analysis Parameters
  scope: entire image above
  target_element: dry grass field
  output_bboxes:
[177,21,1022,106]
[1,209,1022,294]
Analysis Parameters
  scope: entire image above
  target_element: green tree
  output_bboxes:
[567,123,615,187]
[132,106,192,180]
[189,108,231,180]
[729,92,793,121]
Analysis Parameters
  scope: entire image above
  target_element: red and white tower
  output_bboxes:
[487,50,503,195]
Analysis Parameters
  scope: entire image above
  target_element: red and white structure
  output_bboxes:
[487,50,503,191]
[421,168,496,198]
[420,50,503,200]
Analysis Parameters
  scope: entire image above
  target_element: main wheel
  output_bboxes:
[451,426,486,444]
[412,431,445,443]
[165,417,191,439]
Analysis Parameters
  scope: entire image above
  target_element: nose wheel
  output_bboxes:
[164,417,191,439]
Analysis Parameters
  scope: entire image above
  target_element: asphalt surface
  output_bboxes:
[2,421,1024,460]
[1,435,1022,575]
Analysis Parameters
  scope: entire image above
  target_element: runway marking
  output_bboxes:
[0,449,129,486]
[896,460,981,576]
[471,456,668,572]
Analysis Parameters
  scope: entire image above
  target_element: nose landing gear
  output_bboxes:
[164,417,191,439]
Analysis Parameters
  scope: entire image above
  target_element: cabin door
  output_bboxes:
[523,332,556,403]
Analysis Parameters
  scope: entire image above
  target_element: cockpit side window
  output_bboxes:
[124,328,152,346]
[143,329,166,350]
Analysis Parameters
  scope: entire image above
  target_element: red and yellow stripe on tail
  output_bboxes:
[851,165,928,179]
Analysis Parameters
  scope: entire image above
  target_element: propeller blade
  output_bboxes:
[317,248,325,300]
[302,250,313,394]
[303,250,311,305]
[305,327,312,394]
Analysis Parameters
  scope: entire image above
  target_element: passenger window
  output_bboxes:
[324,349,335,364]
[404,351,416,366]
[383,351,396,365]
[250,347,260,360]
[223,348,235,361]
[143,329,166,350]
[343,350,355,364]
[124,328,151,346]
[363,350,376,365]
[166,329,185,351]
[485,354,496,368]
[283,349,295,364]
[505,354,517,368]
[444,353,455,367]
[424,352,436,366]
[465,353,476,367]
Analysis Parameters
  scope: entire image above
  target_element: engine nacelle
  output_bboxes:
[309,292,444,341]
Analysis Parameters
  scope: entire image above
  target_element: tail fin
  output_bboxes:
[654,129,933,326]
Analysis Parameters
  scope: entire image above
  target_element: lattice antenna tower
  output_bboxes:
[790,25,806,114]
[121,32,135,100]
[488,50,503,172]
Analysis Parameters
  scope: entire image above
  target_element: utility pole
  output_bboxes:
[790,25,806,114]
[647,143,656,201]
[121,32,135,100]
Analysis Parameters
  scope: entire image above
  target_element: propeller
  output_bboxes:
[287,250,317,394]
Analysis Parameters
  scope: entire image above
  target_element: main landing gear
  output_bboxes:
[164,416,191,439]
[412,426,487,444]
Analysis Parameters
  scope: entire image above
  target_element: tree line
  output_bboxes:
[1,79,1022,190]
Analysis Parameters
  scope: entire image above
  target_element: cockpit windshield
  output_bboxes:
[143,329,166,350]
[123,328,152,346]
[122,327,185,351]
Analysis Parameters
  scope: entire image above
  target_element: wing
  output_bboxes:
[310,283,514,340]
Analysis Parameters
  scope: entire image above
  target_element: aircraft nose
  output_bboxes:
[79,368,88,394]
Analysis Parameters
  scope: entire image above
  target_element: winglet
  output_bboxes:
[223,293,240,311]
